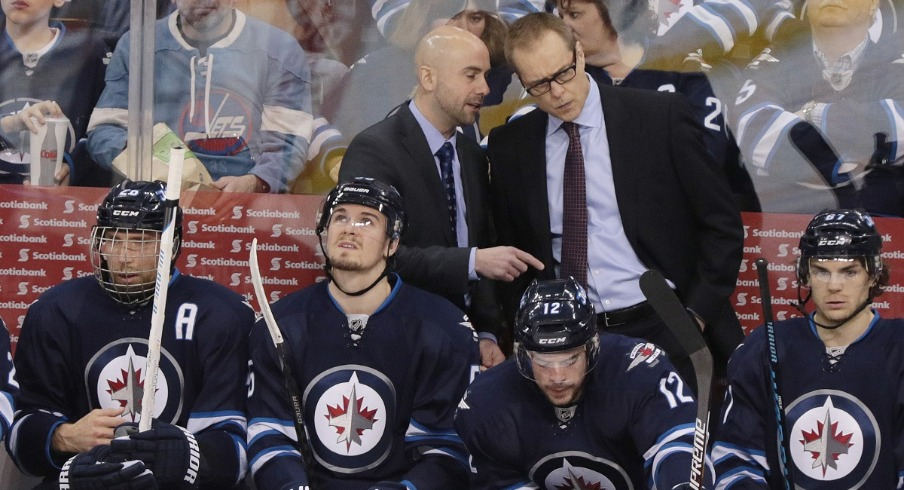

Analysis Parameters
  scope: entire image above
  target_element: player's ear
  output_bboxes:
[386,237,400,258]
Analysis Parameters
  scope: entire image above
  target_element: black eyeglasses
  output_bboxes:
[523,53,578,97]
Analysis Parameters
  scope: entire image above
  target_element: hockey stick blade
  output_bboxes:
[249,238,314,469]
[639,269,712,489]
[140,147,184,432]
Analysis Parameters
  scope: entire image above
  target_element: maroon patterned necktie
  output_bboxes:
[560,121,588,287]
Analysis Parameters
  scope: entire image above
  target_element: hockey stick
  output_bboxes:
[249,238,314,469]
[139,147,184,432]
[639,270,712,490]
[754,258,793,489]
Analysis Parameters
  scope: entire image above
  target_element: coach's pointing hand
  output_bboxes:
[475,246,544,282]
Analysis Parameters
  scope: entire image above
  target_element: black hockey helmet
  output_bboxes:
[96,180,183,234]
[317,177,406,241]
[797,209,882,283]
[90,180,182,306]
[515,278,600,378]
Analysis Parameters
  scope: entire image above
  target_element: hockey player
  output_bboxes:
[454,277,703,489]
[8,180,254,489]
[0,317,17,442]
[713,209,902,488]
[246,177,480,488]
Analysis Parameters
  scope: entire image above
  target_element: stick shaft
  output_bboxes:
[139,147,184,432]
[249,238,313,468]
[754,258,793,489]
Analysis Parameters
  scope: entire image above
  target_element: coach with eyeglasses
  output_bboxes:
[486,12,744,394]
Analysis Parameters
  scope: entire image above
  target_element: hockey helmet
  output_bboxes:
[798,209,883,283]
[515,278,600,378]
[317,177,406,241]
[90,180,182,305]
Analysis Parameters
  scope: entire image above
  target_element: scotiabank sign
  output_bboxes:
[1,185,903,348]
[0,185,324,348]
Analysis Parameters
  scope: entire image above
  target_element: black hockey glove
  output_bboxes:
[108,420,202,489]
[60,445,158,490]
[367,482,409,490]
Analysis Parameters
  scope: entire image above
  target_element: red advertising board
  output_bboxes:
[2,185,903,348]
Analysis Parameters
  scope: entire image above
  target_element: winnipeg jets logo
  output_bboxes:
[312,369,390,460]
[88,339,184,424]
[326,382,379,451]
[531,452,630,490]
[787,391,878,485]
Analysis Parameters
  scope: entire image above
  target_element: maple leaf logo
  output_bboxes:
[325,383,379,451]
[800,410,854,476]
[106,356,145,421]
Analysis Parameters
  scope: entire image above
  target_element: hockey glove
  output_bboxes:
[61,445,157,490]
[109,420,202,489]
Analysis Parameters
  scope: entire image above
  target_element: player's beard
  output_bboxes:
[539,381,584,407]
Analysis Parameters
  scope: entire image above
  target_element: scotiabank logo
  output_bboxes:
[230,273,242,287]
[18,249,29,261]
[17,282,28,295]
[270,258,281,271]
[736,292,748,306]
[232,206,243,219]
[63,234,74,247]
[187,221,199,234]
[271,224,283,237]
[63,267,74,280]
[186,254,198,268]
[64,200,76,214]
[270,290,281,302]
[231,240,242,253]
[19,215,29,228]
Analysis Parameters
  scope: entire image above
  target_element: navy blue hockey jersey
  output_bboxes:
[455,334,702,489]
[713,313,904,489]
[246,276,479,489]
[9,271,254,487]
[0,317,17,441]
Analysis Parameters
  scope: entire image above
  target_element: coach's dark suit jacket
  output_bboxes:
[339,104,503,336]
[487,84,744,364]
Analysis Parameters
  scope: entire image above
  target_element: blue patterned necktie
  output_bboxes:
[436,142,457,237]
[560,122,587,287]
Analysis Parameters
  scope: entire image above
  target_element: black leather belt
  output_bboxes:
[597,301,655,327]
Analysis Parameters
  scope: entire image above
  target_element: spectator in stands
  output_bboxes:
[731,0,904,215]
[0,317,16,444]
[87,0,313,193]
[557,0,759,210]
[322,0,517,140]
[0,0,108,186]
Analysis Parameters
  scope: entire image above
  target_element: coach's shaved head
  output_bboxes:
[412,25,490,138]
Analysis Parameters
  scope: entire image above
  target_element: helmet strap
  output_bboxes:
[795,283,873,330]
[327,266,389,297]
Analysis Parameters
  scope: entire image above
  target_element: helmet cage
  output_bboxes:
[90,226,164,306]
[92,180,182,305]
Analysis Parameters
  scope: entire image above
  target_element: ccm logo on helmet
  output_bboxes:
[817,237,850,246]
[112,210,141,217]
[539,337,566,345]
